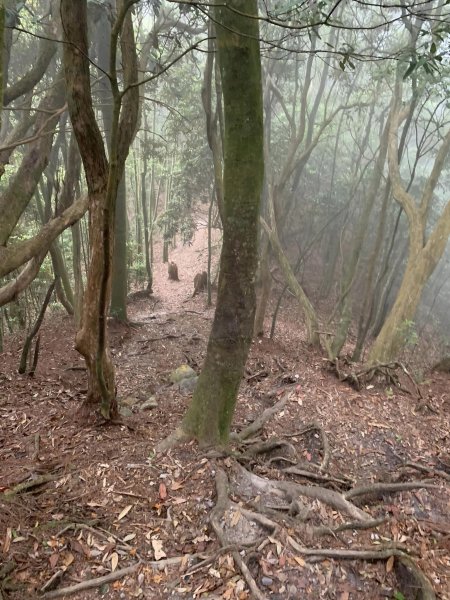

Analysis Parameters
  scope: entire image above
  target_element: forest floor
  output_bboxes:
[1,227,449,600]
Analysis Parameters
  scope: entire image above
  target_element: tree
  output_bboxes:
[368,72,450,364]
[61,0,139,418]
[161,0,264,447]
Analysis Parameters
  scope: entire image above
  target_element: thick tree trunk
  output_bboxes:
[368,253,436,362]
[181,0,263,446]
[0,1,4,129]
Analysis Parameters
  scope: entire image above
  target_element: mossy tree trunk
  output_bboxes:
[368,76,450,364]
[181,0,263,446]
[61,0,138,418]
[0,0,4,130]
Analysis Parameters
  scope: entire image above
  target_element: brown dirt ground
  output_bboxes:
[0,230,449,600]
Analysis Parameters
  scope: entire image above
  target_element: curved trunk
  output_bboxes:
[368,73,450,364]
[62,0,139,418]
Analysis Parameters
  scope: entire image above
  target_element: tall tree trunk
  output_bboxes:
[62,0,139,418]
[0,0,4,130]
[368,76,450,364]
[0,74,65,246]
[71,219,84,325]
[110,175,128,319]
[94,5,129,321]
[180,0,264,446]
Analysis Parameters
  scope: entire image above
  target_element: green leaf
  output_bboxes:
[393,592,405,600]
[403,61,416,80]
[430,42,436,54]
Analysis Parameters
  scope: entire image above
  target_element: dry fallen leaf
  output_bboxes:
[230,510,241,527]
[4,528,12,553]
[172,497,187,505]
[171,481,183,491]
[159,482,167,500]
[386,555,395,573]
[293,556,306,567]
[111,552,119,571]
[49,553,59,569]
[151,539,166,560]
[117,504,133,521]
[62,552,74,568]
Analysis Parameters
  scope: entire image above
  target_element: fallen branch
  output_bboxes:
[3,473,57,497]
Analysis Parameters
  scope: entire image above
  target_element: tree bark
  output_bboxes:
[0,74,65,246]
[368,76,450,364]
[181,0,264,445]
[61,0,139,418]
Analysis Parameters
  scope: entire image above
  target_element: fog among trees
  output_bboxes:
[1,3,450,597]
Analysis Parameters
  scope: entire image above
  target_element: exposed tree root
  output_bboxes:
[41,563,141,599]
[210,469,268,600]
[315,516,387,537]
[287,535,435,599]
[155,426,191,453]
[235,465,372,522]
[344,480,438,500]
[283,465,351,487]
[395,555,436,600]
[399,460,450,483]
[330,359,423,398]
[207,459,437,600]
[233,391,290,441]
[243,438,297,458]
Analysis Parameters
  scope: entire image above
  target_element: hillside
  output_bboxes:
[0,230,449,600]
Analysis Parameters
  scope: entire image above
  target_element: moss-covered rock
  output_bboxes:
[169,364,196,384]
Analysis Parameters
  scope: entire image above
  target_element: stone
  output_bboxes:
[261,577,273,586]
[119,406,133,417]
[140,396,158,411]
[122,396,139,407]
[169,364,196,384]
[179,376,198,396]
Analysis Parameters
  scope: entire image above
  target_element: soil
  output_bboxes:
[0,230,449,600]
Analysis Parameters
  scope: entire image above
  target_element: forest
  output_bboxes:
[0,0,449,599]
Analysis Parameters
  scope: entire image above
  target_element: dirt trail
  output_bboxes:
[132,224,219,317]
